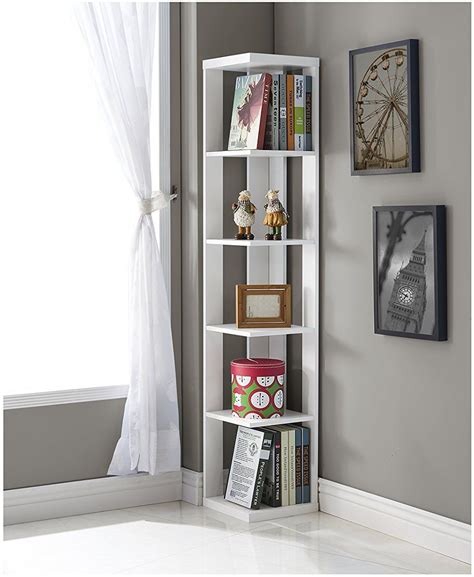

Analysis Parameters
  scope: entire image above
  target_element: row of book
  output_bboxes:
[228,73,313,152]
[224,425,311,510]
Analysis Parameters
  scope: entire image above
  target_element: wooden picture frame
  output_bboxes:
[350,39,420,175]
[236,284,291,329]
[373,205,446,341]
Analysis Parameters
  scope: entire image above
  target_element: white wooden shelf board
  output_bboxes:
[204,496,318,523]
[206,409,314,428]
[206,324,314,338]
[206,150,316,158]
[203,52,320,72]
[206,238,315,247]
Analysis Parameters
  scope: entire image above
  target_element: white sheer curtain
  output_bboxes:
[76,3,180,475]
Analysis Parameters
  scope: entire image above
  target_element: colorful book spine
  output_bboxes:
[258,73,272,150]
[272,75,279,150]
[279,74,287,150]
[286,74,295,150]
[288,427,296,505]
[304,75,312,151]
[301,426,311,503]
[294,75,305,151]
[295,427,302,504]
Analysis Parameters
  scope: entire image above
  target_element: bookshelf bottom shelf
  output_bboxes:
[203,496,318,523]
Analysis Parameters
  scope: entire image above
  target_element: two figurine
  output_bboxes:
[232,189,289,241]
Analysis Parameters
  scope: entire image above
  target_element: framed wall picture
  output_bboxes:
[373,206,446,341]
[350,39,420,175]
[236,284,291,329]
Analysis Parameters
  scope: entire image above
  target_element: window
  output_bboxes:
[0,3,169,398]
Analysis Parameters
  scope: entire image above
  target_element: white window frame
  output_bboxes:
[3,5,171,411]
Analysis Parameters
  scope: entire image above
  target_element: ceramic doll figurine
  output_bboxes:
[232,190,257,240]
[263,189,289,240]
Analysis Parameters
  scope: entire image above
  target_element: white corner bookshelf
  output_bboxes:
[203,52,319,523]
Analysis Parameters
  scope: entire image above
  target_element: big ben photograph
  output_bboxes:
[373,205,447,341]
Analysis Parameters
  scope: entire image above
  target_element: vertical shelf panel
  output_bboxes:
[302,64,319,508]
[247,157,271,359]
[268,157,287,365]
[203,68,224,500]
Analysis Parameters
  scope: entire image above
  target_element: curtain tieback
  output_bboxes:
[138,191,177,215]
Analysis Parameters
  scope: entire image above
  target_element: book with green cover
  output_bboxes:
[294,75,305,151]
[304,75,312,151]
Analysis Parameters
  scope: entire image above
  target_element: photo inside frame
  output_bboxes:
[353,44,409,171]
[376,210,435,336]
[246,294,281,318]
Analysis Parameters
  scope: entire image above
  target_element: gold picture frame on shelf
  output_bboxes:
[236,284,291,329]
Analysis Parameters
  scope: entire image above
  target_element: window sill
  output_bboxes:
[3,385,129,410]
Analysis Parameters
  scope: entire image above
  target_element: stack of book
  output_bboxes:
[228,73,313,152]
[225,425,311,510]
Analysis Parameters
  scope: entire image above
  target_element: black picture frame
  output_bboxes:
[373,205,446,341]
[350,39,420,175]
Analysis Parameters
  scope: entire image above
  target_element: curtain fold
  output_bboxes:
[76,2,180,475]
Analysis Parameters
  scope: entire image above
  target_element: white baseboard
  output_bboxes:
[4,471,182,526]
[319,478,471,564]
[182,468,203,506]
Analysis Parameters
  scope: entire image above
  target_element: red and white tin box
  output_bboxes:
[231,357,285,419]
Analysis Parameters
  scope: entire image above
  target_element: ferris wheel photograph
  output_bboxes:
[350,39,420,175]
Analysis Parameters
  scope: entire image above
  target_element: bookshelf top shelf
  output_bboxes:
[203,52,320,72]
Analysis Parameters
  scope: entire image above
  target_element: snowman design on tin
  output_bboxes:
[233,393,243,407]
[257,375,275,388]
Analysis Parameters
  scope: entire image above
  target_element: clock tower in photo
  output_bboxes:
[384,231,428,333]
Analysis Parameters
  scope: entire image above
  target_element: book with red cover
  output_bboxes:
[228,73,272,150]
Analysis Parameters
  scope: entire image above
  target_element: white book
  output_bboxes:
[225,427,265,509]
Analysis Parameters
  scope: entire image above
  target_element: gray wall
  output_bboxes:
[4,400,125,489]
[275,2,471,524]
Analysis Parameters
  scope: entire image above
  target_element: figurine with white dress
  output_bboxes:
[232,190,256,240]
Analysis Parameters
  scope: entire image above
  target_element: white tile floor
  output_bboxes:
[3,501,471,575]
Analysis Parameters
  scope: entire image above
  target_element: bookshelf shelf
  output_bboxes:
[204,496,318,523]
[206,323,313,338]
[206,409,314,428]
[206,150,316,158]
[206,238,315,247]
[203,52,319,523]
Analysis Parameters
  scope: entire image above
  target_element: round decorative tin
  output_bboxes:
[231,358,285,419]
